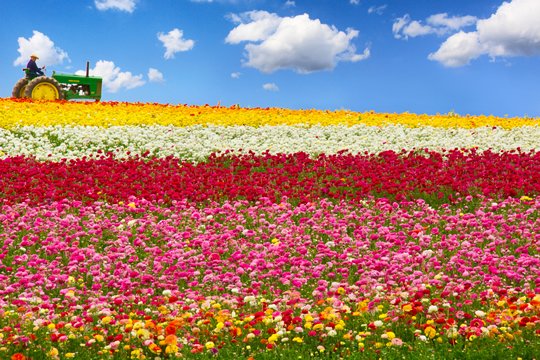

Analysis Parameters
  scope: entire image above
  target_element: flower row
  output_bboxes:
[1,124,540,161]
[1,150,539,205]
[1,197,539,358]
[1,98,538,129]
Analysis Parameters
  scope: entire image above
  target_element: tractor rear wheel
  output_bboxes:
[12,78,29,98]
[24,77,64,100]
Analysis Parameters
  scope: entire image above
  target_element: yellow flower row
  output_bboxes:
[1,98,538,129]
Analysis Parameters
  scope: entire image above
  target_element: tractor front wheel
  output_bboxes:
[24,77,64,100]
[12,78,29,98]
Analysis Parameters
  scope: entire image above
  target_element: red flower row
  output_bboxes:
[1,149,539,205]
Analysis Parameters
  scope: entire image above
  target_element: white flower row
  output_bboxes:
[0,124,538,161]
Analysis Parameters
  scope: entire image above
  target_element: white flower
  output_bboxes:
[3,124,540,161]
[475,310,486,318]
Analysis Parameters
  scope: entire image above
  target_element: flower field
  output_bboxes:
[1,98,539,359]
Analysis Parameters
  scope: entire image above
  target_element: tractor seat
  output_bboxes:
[23,68,42,80]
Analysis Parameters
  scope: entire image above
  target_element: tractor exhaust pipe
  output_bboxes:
[86,61,90,77]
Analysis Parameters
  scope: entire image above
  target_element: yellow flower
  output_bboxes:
[1,99,535,130]
[312,323,324,331]
[65,353,76,358]
[127,202,136,208]
[130,349,142,359]
[166,343,179,354]
[101,316,112,325]
[148,343,162,354]
[386,331,396,340]
[47,323,56,330]
[205,341,215,349]
[292,337,303,343]
[137,328,151,340]
[268,334,279,344]
[48,347,59,357]
[424,326,437,339]
[214,322,224,331]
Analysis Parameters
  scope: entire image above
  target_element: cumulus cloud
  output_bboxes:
[262,83,279,91]
[393,13,477,39]
[226,11,370,74]
[95,0,137,12]
[158,28,195,59]
[148,68,164,82]
[76,60,145,93]
[231,72,241,79]
[429,0,540,67]
[350,0,360,5]
[14,31,69,67]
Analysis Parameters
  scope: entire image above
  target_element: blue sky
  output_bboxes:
[1,0,539,116]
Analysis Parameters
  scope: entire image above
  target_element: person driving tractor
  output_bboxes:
[26,54,45,77]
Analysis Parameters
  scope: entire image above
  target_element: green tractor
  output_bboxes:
[12,62,102,101]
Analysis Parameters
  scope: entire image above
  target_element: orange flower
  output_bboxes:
[164,334,178,345]
[165,319,182,335]
[11,354,26,360]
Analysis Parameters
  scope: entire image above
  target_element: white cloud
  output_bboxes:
[284,1,295,7]
[231,72,241,79]
[95,0,136,12]
[76,60,145,93]
[428,31,484,67]
[14,31,69,67]
[226,11,282,43]
[427,13,478,31]
[158,28,195,59]
[263,83,279,91]
[148,68,164,82]
[350,0,360,4]
[226,11,370,74]
[368,5,387,15]
[393,13,477,39]
[429,0,540,67]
